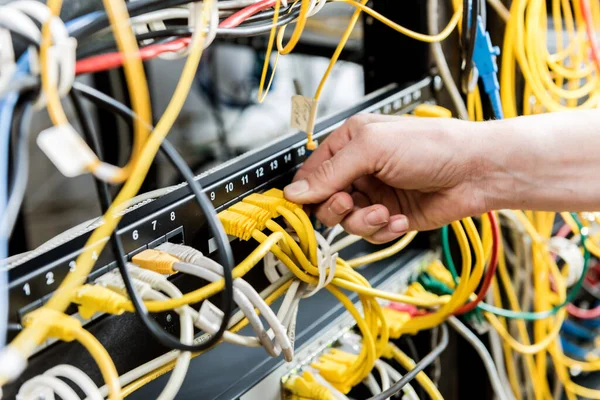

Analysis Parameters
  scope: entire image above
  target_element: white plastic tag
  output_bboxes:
[290,95,318,131]
[37,124,98,177]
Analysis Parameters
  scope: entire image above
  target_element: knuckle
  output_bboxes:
[346,114,370,128]
[312,159,337,185]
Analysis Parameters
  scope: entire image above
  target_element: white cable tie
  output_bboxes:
[37,123,99,177]
[55,35,77,97]
[0,346,27,382]
[549,236,584,287]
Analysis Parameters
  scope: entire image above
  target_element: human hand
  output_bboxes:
[284,114,488,243]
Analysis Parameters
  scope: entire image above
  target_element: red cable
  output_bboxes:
[75,38,191,75]
[219,0,277,28]
[453,211,500,315]
[580,0,600,74]
[76,0,279,74]
[567,303,600,319]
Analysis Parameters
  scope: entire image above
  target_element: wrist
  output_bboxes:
[467,118,532,212]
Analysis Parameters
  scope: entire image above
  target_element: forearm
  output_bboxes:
[472,110,600,212]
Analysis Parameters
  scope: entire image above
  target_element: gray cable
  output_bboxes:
[0,102,32,239]
[367,324,449,400]
[448,316,513,400]
[216,9,300,37]
[427,0,469,120]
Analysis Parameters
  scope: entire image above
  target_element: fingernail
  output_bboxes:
[330,198,351,215]
[366,209,388,226]
[284,180,309,197]
[389,216,409,233]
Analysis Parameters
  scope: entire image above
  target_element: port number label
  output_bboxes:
[297,146,306,157]
[152,220,157,230]
[256,167,264,178]
[270,160,278,171]
[133,230,139,240]
[225,182,234,193]
[46,272,55,286]
[69,261,76,272]
[210,192,216,201]
[23,283,30,296]
[284,153,292,163]
[170,211,176,221]
[241,174,249,185]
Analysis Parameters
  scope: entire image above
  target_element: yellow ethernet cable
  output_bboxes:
[401,220,473,333]
[22,309,121,400]
[346,231,418,268]
[8,0,215,366]
[40,0,152,184]
[277,0,310,55]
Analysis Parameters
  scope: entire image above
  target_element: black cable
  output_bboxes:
[69,85,234,352]
[243,1,301,23]
[367,324,449,400]
[460,0,479,93]
[217,9,301,37]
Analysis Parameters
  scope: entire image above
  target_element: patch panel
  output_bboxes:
[1,78,436,399]
[5,77,435,327]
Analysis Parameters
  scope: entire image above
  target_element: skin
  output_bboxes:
[284,111,600,244]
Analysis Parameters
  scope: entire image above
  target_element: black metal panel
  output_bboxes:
[363,1,430,93]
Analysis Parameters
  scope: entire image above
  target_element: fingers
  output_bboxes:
[313,192,354,227]
[284,138,373,204]
[293,113,397,182]
[366,215,410,244]
[340,204,390,237]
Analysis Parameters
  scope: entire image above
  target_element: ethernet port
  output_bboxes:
[166,227,185,244]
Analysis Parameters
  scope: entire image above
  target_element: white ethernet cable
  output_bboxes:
[128,265,266,349]
[156,247,294,361]
[373,360,390,393]
[94,271,193,400]
[157,243,303,345]
[17,364,102,400]
[448,316,513,400]
[92,273,294,396]
[363,373,382,397]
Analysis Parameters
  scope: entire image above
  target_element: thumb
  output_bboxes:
[284,140,372,204]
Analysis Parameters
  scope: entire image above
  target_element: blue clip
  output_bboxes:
[560,336,589,360]
[472,16,504,119]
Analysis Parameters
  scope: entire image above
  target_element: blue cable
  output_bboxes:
[472,16,504,119]
[561,319,598,342]
[0,12,100,348]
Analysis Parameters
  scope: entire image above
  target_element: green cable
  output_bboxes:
[441,225,459,283]
[441,212,590,321]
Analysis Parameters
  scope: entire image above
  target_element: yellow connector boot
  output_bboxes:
[426,260,456,289]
